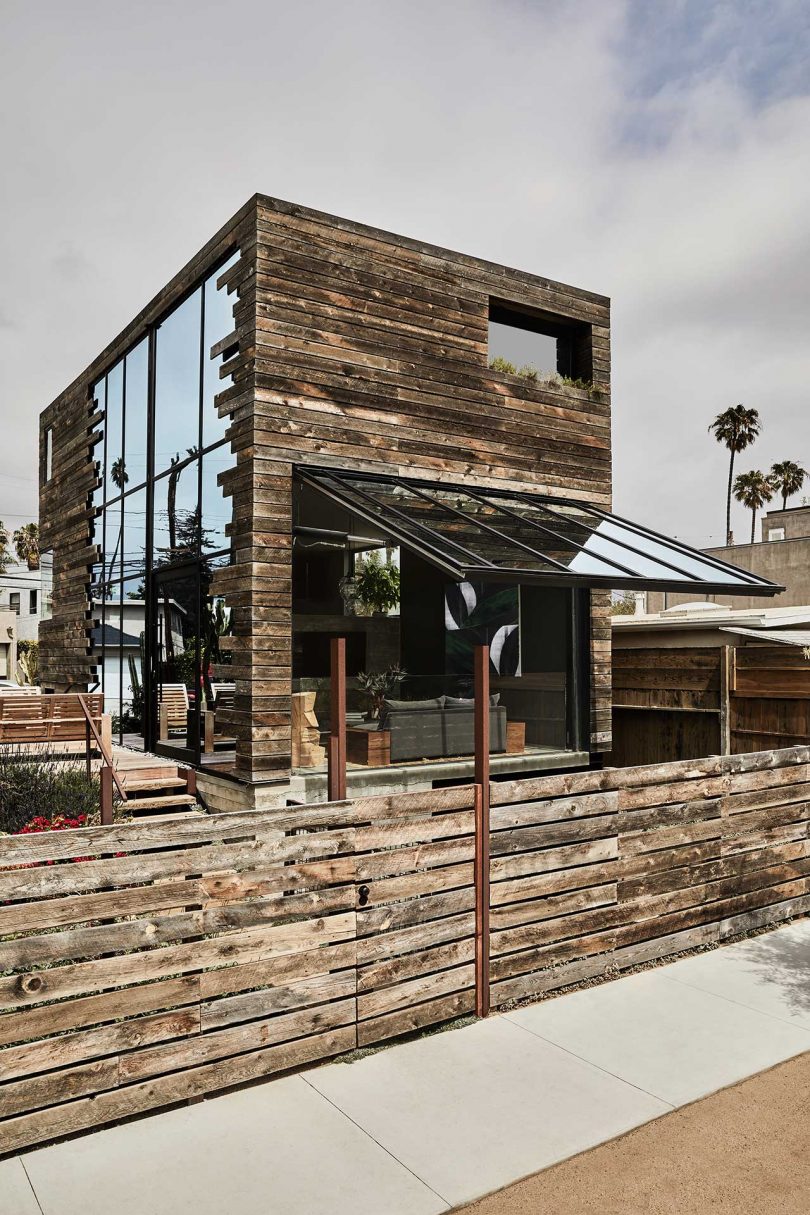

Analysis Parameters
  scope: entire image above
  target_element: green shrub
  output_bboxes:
[488,356,517,375]
[0,746,100,834]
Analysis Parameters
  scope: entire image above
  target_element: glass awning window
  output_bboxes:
[295,467,783,595]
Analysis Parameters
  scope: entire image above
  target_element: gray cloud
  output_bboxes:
[0,0,807,548]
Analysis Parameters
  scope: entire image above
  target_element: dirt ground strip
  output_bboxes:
[454,1051,810,1215]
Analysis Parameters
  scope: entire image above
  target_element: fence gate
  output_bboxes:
[351,785,479,1047]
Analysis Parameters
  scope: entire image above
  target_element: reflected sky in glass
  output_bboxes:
[154,288,202,475]
[105,361,124,499]
[201,445,233,552]
[124,338,149,490]
[153,459,200,565]
[122,487,148,585]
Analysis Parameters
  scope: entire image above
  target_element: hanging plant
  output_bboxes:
[353,551,400,615]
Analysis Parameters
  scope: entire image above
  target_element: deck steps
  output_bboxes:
[111,755,201,817]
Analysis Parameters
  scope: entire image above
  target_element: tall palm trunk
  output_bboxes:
[750,507,757,545]
[726,450,736,545]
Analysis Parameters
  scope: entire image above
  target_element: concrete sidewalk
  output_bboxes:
[4,919,809,1215]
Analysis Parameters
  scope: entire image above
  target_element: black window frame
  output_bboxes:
[87,248,239,749]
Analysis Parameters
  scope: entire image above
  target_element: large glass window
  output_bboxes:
[88,251,238,769]
[124,338,149,490]
[201,446,232,553]
[105,361,124,500]
[122,487,148,597]
[154,288,203,476]
[153,458,200,567]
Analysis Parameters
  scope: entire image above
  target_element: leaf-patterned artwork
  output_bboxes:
[445,581,521,676]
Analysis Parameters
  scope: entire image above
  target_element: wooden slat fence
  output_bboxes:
[3,746,809,1155]
[488,745,810,1006]
[0,785,475,1154]
[611,645,810,765]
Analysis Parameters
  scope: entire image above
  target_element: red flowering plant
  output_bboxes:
[9,813,94,867]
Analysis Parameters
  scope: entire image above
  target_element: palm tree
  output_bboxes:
[733,470,774,544]
[12,522,39,570]
[110,458,129,493]
[769,460,807,511]
[709,405,761,544]
[0,521,10,574]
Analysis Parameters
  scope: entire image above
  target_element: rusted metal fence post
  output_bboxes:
[100,764,114,826]
[474,643,491,1017]
[328,636,347,802]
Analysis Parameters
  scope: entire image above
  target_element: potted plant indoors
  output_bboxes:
[355,664,406,721]
[353,550,400,616]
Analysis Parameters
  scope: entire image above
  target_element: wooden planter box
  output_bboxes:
[346,726,391,767]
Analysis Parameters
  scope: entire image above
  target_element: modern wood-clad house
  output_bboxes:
[38,195,778,807]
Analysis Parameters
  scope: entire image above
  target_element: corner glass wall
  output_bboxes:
[90,252,238,770]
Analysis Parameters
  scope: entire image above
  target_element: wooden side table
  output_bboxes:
[506,721,526,754]
[346,726,391,767]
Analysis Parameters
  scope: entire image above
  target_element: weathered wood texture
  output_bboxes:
[39,194,613,782]
[488,745,810,1006]
[0,784,475,1154]
[611,646,810,766]
[3,747,808,1152]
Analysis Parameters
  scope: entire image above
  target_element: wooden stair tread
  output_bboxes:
[118,777,187,792]
[124,794,198,811]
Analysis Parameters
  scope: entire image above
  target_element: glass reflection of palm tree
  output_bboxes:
[104,458,129,594]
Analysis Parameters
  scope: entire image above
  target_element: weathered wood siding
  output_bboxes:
[488,746,810,1005]
[238,196,612,776]
[39,194,612,780]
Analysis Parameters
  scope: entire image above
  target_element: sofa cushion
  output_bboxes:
[444,694,500,707]
[383,697,445,712]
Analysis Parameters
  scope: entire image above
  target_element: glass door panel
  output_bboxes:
[152,565,201,764]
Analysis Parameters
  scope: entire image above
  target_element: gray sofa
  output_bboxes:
[381,696,507,763]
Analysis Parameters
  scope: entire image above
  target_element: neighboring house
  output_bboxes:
[0,552,52,645]
[645,504,810,613]
[37,195,779,807]
[0,609,16,683]
[613,601,810,651]
[90,597,186,718]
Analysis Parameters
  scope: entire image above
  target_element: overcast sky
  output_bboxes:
[1,0,808,547]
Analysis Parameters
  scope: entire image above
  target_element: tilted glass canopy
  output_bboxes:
[296,466,783,596]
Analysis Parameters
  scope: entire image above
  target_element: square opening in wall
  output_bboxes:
[488,299,593,383]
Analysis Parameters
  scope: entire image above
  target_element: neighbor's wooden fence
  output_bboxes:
[488,745,810,1004]
[1,746,809,1154]
[0,786,475,1155]
[611,645,810,766]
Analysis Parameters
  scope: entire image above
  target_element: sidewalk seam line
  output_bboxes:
[656,969,810,1035]
[501,1014,676,1109]
[299,1073,452,1211]
[19,1160,46,1215]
